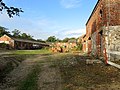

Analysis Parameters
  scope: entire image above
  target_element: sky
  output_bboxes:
[0,0,98,40]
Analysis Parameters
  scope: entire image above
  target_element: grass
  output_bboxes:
[54,54,120,90]
[17,65,41,90]
[11,49,52,55]
[1,53,120,90]
[0,55,30,83]
[0,62,14,83]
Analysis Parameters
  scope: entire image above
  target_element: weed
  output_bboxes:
[17,65,41,90]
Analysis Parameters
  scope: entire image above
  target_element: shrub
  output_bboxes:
[0,43,9,49]
[77,43,83,51]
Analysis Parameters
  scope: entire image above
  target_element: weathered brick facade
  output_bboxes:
[83,0,120,60]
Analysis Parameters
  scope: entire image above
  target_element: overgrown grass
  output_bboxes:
[17,65,41,90]
[11,49,52,55]
[0,62,14,83]
[55,54,120,90]
[0,55,30,83]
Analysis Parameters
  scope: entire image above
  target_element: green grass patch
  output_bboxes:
[11,49,52,55]
[17,65,41,90]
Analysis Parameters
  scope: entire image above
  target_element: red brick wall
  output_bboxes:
[82,42,86,52]
[85,0,120,55]
[88,40,92,54]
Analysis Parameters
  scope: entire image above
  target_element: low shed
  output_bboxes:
[0,35,49,49]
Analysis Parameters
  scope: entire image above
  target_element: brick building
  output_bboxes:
[83,0,120,61]
[0,35,49,49]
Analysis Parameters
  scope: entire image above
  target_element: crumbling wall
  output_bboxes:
[91,32,97,55]
[104,26,120,61]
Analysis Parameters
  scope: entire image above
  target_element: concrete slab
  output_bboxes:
[108,61,120,69]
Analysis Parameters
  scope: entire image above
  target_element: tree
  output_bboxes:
[0,0,23,17]
[56,38,62,42]
[62,37,76,42]
[12,29,21,37]
[62,38,69,42]
[37,39,45,43]
[0,26,11,37]
[21,33,33,40]
[46,36,57,42]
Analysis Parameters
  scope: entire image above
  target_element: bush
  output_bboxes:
[0,43,9,49]
[77,44,83,51]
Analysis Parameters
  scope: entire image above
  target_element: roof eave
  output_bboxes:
[86,0,100,26]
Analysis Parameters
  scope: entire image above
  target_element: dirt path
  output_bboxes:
[37,62,62,90]
[0,56,38,90]
[0,54,62,90]
[1,53,119,90]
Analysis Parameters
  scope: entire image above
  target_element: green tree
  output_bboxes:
[26,34,33,40]
[62,38,69,42]
[12,29,21,38]
[46,36,57,42]
[0,0,23,17]
[21,33,33,40]
[56,38,62,42]
[37,39,45,43]
[0,26,11,37]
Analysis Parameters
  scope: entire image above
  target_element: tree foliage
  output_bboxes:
[0,0,23,17]
[62,38,69,42]
[21,33,33,40]
[62,37,76,42]
[12,29,34,40]
[0,26,11,37]
[12,29,21,37]
[46,36,57,42]
[37,39,46,43]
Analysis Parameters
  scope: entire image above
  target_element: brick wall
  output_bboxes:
[85,0,120,56]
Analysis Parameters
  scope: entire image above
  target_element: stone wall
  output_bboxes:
[91,32,97,55]
[104,26,120,61]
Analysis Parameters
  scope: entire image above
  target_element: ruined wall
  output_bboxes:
[86,0,120,56]
[91,32,97,55]
[104,26,120,61]
[82,42,86,52]
[86,0,104,55]
[103,0,120,26]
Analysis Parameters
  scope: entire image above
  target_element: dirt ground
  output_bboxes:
[0,53,120,90]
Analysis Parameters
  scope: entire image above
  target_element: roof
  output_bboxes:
[80,34,86,39]
[86,0,100,25]
[12,37,46,45]
[2,35,49,46]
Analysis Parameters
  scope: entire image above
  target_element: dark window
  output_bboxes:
[100,9,103,18]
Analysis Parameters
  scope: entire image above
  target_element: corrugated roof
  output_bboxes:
[1,34,49,46]
[11,37,48,45]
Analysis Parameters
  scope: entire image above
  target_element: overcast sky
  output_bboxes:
[0,0,97,40]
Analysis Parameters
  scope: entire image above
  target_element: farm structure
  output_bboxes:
[83,0,120,61]
[51,40,77,53]
[0,35,49,50]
